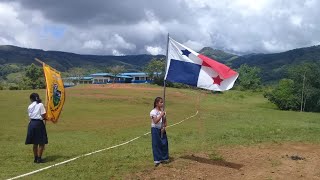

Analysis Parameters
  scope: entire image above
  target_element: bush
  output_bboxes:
[265,79,300,110]
[153,76,165,86]
[23,64,45,89]
[9,84,19,90]
[265,63,320,112]
[171,83,190,89]
[237,64,261,91]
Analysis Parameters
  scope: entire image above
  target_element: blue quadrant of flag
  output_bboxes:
[166,59,201,86]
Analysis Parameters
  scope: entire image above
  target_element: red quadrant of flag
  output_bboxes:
[199,54,237,79]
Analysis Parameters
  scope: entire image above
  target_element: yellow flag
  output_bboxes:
[43,63,65,123]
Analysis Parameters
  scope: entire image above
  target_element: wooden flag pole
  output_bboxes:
[34,58,45,65]
[34,58,48,124]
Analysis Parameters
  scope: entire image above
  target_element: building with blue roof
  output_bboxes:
[64,72,152,85]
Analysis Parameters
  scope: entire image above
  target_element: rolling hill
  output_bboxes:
[232,45,320,82]
[198,47,238,66]
[1,44,320,83]
[0,45,164,72]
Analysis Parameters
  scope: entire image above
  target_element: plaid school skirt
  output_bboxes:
[25,120,48,145]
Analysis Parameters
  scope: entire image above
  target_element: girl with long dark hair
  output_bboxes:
[25,93,48,163]
[150,97,169,166]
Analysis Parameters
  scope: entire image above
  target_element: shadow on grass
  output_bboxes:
[43,155,72,162]
[180,155,244,170]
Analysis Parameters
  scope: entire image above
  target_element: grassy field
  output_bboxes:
[0,84,319,179]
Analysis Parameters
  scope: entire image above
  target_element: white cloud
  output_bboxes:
[106,34,136,50]
[1,0,320,55]
[145,46,163,55]
[0,3,21,27]
[0,37,11,45]
[184,40,206,51]
[290,15,302,27]
[233,0,270,13]
[112,49,124,56]
[0,2,26,46]
[83,40,103,49]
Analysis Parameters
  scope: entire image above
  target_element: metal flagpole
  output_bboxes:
[161,33,170,138]
[163,33,169,110]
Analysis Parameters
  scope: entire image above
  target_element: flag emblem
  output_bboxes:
[53,83,62,107]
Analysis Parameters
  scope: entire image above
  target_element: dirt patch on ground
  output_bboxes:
[129,143,320,180]
[72,84,161,91]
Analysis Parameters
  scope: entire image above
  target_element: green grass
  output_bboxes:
[0,84,319,179]
[208,152,224,161]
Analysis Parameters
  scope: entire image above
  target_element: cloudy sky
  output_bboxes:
[0,0,319,55]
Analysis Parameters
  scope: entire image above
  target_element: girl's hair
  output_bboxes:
[30,93,42,104]
[153,97,163,108]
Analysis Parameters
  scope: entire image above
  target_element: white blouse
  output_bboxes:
[28,102,46,120]
[150,108,162,129]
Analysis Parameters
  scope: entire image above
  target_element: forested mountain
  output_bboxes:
[0,45,164,72]
[1,44,320,83]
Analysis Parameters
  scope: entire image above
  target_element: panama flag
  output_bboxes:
[165,38,239,91]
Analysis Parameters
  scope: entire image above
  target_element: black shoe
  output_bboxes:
[36,157,44,163]
[155,163,160,167]
[34,156,38,163]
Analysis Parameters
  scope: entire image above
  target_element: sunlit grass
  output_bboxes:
[0,84,319,179]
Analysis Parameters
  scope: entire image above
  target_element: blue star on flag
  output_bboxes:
[181,49,191,57]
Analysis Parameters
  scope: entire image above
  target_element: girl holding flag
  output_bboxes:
[150,97,169,166]
[25,93,48,163]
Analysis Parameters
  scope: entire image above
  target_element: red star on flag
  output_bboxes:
[213,75,223,85]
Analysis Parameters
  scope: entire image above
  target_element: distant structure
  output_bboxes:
[64,72,152,86]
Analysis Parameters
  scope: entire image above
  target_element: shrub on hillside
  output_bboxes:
[237,64,262,91]
[9,84,19,90]
[265,79,300,110]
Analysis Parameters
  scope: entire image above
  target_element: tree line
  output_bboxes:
[1,59,320,113]
[143,58,320,113]
[265,63,320,112]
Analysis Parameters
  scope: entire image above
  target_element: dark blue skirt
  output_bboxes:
[25,120,48,145]
[151,127,169,163]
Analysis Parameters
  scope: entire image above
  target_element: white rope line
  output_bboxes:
[7,110,199,180]
[167,110,199,128]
